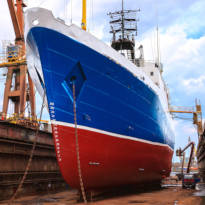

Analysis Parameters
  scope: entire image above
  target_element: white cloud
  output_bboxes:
[173,119,197,145]
[139,24,205,70]
[137,0,205,108]
[173,119,197,138]
[136,1,205,159]
[182,75,205,94]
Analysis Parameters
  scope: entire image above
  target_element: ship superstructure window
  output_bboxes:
[150,72,154,76]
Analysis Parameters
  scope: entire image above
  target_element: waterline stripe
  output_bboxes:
[51,120,174,151]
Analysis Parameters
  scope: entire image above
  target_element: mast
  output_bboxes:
[156,25,160,68]
[82,0,86,30]
[108,1,140,63]
[121,0,124,39]
[155,6,162,72]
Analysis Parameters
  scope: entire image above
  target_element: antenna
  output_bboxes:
[108,1,140,63]
[121,0,124,39]
[155,3,162,72]
[122,0,124,11]
[156,25,160,65]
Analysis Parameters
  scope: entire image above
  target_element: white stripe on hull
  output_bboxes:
[51,120,173,150]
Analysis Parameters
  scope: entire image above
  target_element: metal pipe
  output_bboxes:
[187,142,195,173]
[181,152,185,175]
[181,142,194,153]
[179,141,195,174]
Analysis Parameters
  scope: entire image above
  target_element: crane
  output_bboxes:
[0,0,36,123]
[169,100,203,137]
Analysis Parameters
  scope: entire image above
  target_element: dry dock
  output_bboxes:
[0,186,204,205]
[0,119,203,204]
[0,120,67,200]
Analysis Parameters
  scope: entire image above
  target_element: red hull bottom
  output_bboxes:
[52,123,173,190]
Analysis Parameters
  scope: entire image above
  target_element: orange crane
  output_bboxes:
[1,0,36,120]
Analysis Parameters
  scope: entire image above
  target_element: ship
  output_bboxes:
[24,1,175,191]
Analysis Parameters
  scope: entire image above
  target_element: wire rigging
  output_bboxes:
[155,1,161,66]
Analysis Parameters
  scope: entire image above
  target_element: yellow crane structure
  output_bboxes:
[0,0,88,127]
[172,101,203,175]
[0,0,36,124]
[169,100,203,136]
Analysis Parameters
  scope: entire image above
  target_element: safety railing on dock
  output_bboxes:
[0,112,51,132]
[169,105,195,113]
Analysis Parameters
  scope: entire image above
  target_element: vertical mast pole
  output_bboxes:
[121,0,124,39]
[82,0,86,30]
[156,25,160,66]
[156,5,160,69]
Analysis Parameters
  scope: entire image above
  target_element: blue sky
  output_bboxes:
[0,0,205,162]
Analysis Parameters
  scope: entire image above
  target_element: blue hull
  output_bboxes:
[27,27,174,149]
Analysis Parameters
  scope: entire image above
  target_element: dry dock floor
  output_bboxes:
[0,187,204,205]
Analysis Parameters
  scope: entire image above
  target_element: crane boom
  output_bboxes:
[7,0,24,41]
[169,101,203,136]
